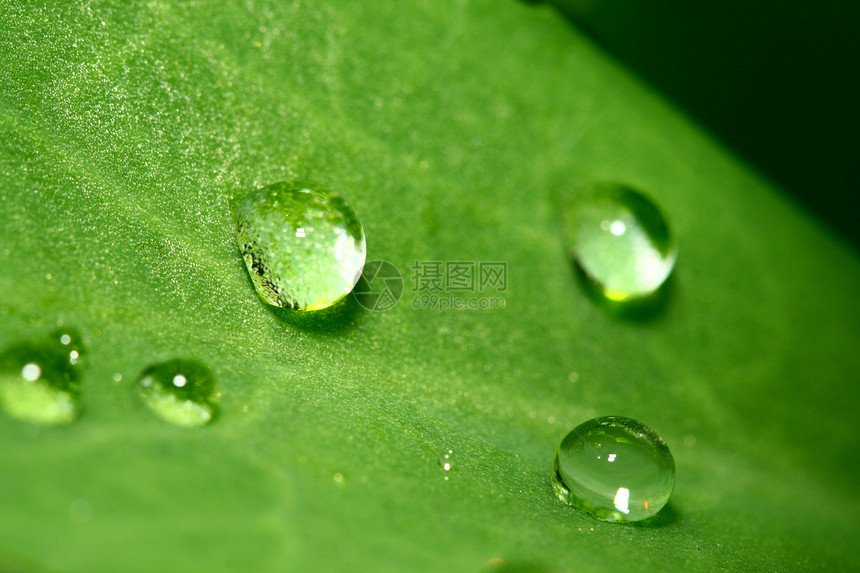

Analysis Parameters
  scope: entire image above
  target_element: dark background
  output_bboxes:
[536,0,859,247]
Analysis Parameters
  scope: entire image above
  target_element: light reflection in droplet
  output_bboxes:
[609,220,627,236]
[21,363,41,382]
[613,487,630,514]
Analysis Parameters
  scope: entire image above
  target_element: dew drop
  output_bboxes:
[0,328,86,425]
[438,449,454,472]
[563,183,676,301]
[552,416,675,522]
[236,181,366,311]
[136,359,217,428]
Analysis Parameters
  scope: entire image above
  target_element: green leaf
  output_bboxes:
[1,1,858,571]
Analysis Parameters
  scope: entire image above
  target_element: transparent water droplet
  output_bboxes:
[438,449,454,476]
[236,181,366,311]
[0,328,86,425]
[552,416,675,522]
[136,359,217,428]
[563,183,676,301]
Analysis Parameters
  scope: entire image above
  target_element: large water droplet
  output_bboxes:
[136,359,217,427]
[552,416,675,522]
[0,328,86,425]
[563,183,676,301]
[236,181,366,311]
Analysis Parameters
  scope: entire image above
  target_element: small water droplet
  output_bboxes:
[136,359,217,428]
[332,472,346,484]
[0,328,86,425]
[236,181,366,311]
[552,416,675,522]
[563,183,676,301]
[438,449,454,472]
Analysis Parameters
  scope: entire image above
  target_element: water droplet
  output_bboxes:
[563,183,676,301]
[236,181,366,311]
[332,472,346,484]
[438,449,454,476]
[136,359,217,428]
[0,329,86,425]
[552,416,675,522]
